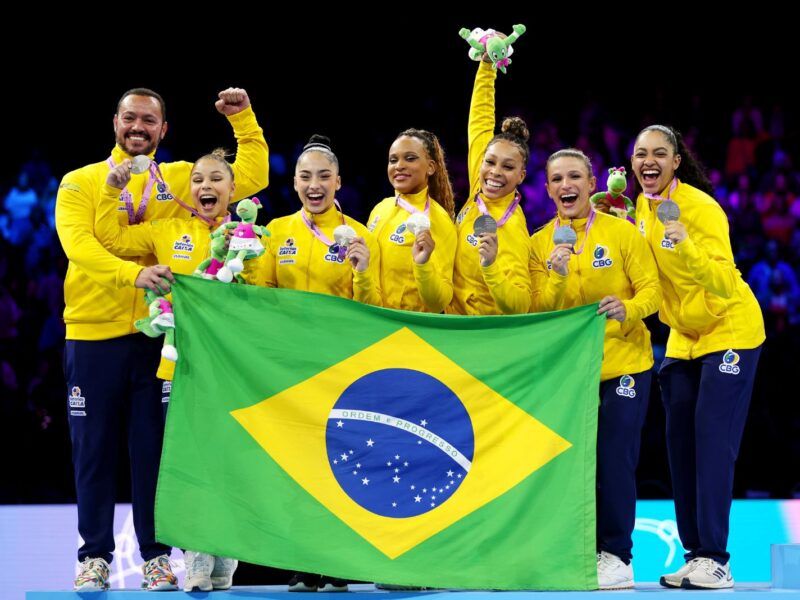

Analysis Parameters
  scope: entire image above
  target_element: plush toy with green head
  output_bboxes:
[135,289,178,362]
[459,24,526,73]
[212,197,270,283]
[193,234,228,280]
[590,167,635,224]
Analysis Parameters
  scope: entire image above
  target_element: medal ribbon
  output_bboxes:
[474,190,521,228]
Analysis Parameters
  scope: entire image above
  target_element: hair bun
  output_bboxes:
[304,134,332,152]
[501,117,530,143]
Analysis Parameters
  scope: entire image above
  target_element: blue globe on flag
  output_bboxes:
[326,368,474,518]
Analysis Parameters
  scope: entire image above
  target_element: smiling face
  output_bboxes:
[294,151,340,214]
[387,135,434,195]
[631,129,681,195]
[545,155,596,220]
[113,95,167,156]
[190,157,235,220]
[480,139,526,200]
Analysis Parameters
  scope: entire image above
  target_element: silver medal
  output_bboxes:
[656,200,681,224]
[130,155,151,175]
[333,224,357,247]
[553,225,577,246]
[405,213,431,236]
[473,214,498,236]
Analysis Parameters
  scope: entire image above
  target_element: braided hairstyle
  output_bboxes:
[396,128,455,220]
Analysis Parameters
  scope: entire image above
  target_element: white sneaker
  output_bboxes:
[210,556,239,590]
[183,551,214,592]
[597,551,634,590]
[659,560,698,588]
[74,557,110,591]
[680,558,733,589]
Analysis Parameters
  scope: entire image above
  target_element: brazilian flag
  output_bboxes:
[156,275,605,590]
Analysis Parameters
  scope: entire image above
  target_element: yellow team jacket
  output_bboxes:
[56,106,268,341]
[530,210,662,381]
[93,181,227,380]
[450,60,530,315]
[367,188,456,313]
[636,180,765,359]
[246,206,381,306]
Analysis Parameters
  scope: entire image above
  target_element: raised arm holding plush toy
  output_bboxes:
[448,24,532,316]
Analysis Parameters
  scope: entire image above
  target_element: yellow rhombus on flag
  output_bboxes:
[232,327,572,559]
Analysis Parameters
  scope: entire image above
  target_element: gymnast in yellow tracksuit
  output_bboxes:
[367,129,456,313]
[449,60,531,315]
[96,148,241,592]
[529,148,661,590]
[631,125,765,590]
[246,135,380,309]
[247,135,379,593]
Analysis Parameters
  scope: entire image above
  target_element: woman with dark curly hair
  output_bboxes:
[631,124,765,590]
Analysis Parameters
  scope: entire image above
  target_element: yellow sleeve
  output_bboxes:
[481,222,532,314]
[227,107,270,199]
[353,232,382,306]
[468,62,497,191]
[674,204,738,299]
[620,226,662,322]
[481,261,531,314]
[56,174,142,289]
[413,215,456,313]
[94,182,157,258]
[529,234,568,312]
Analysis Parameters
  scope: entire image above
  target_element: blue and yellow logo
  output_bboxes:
[592,245,613,268]
[390,224,407,245]
[232,328,571,559]
[719,350,741,375]
[615,374,636,397]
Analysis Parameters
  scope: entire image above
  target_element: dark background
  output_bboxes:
[1,14,798,582]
